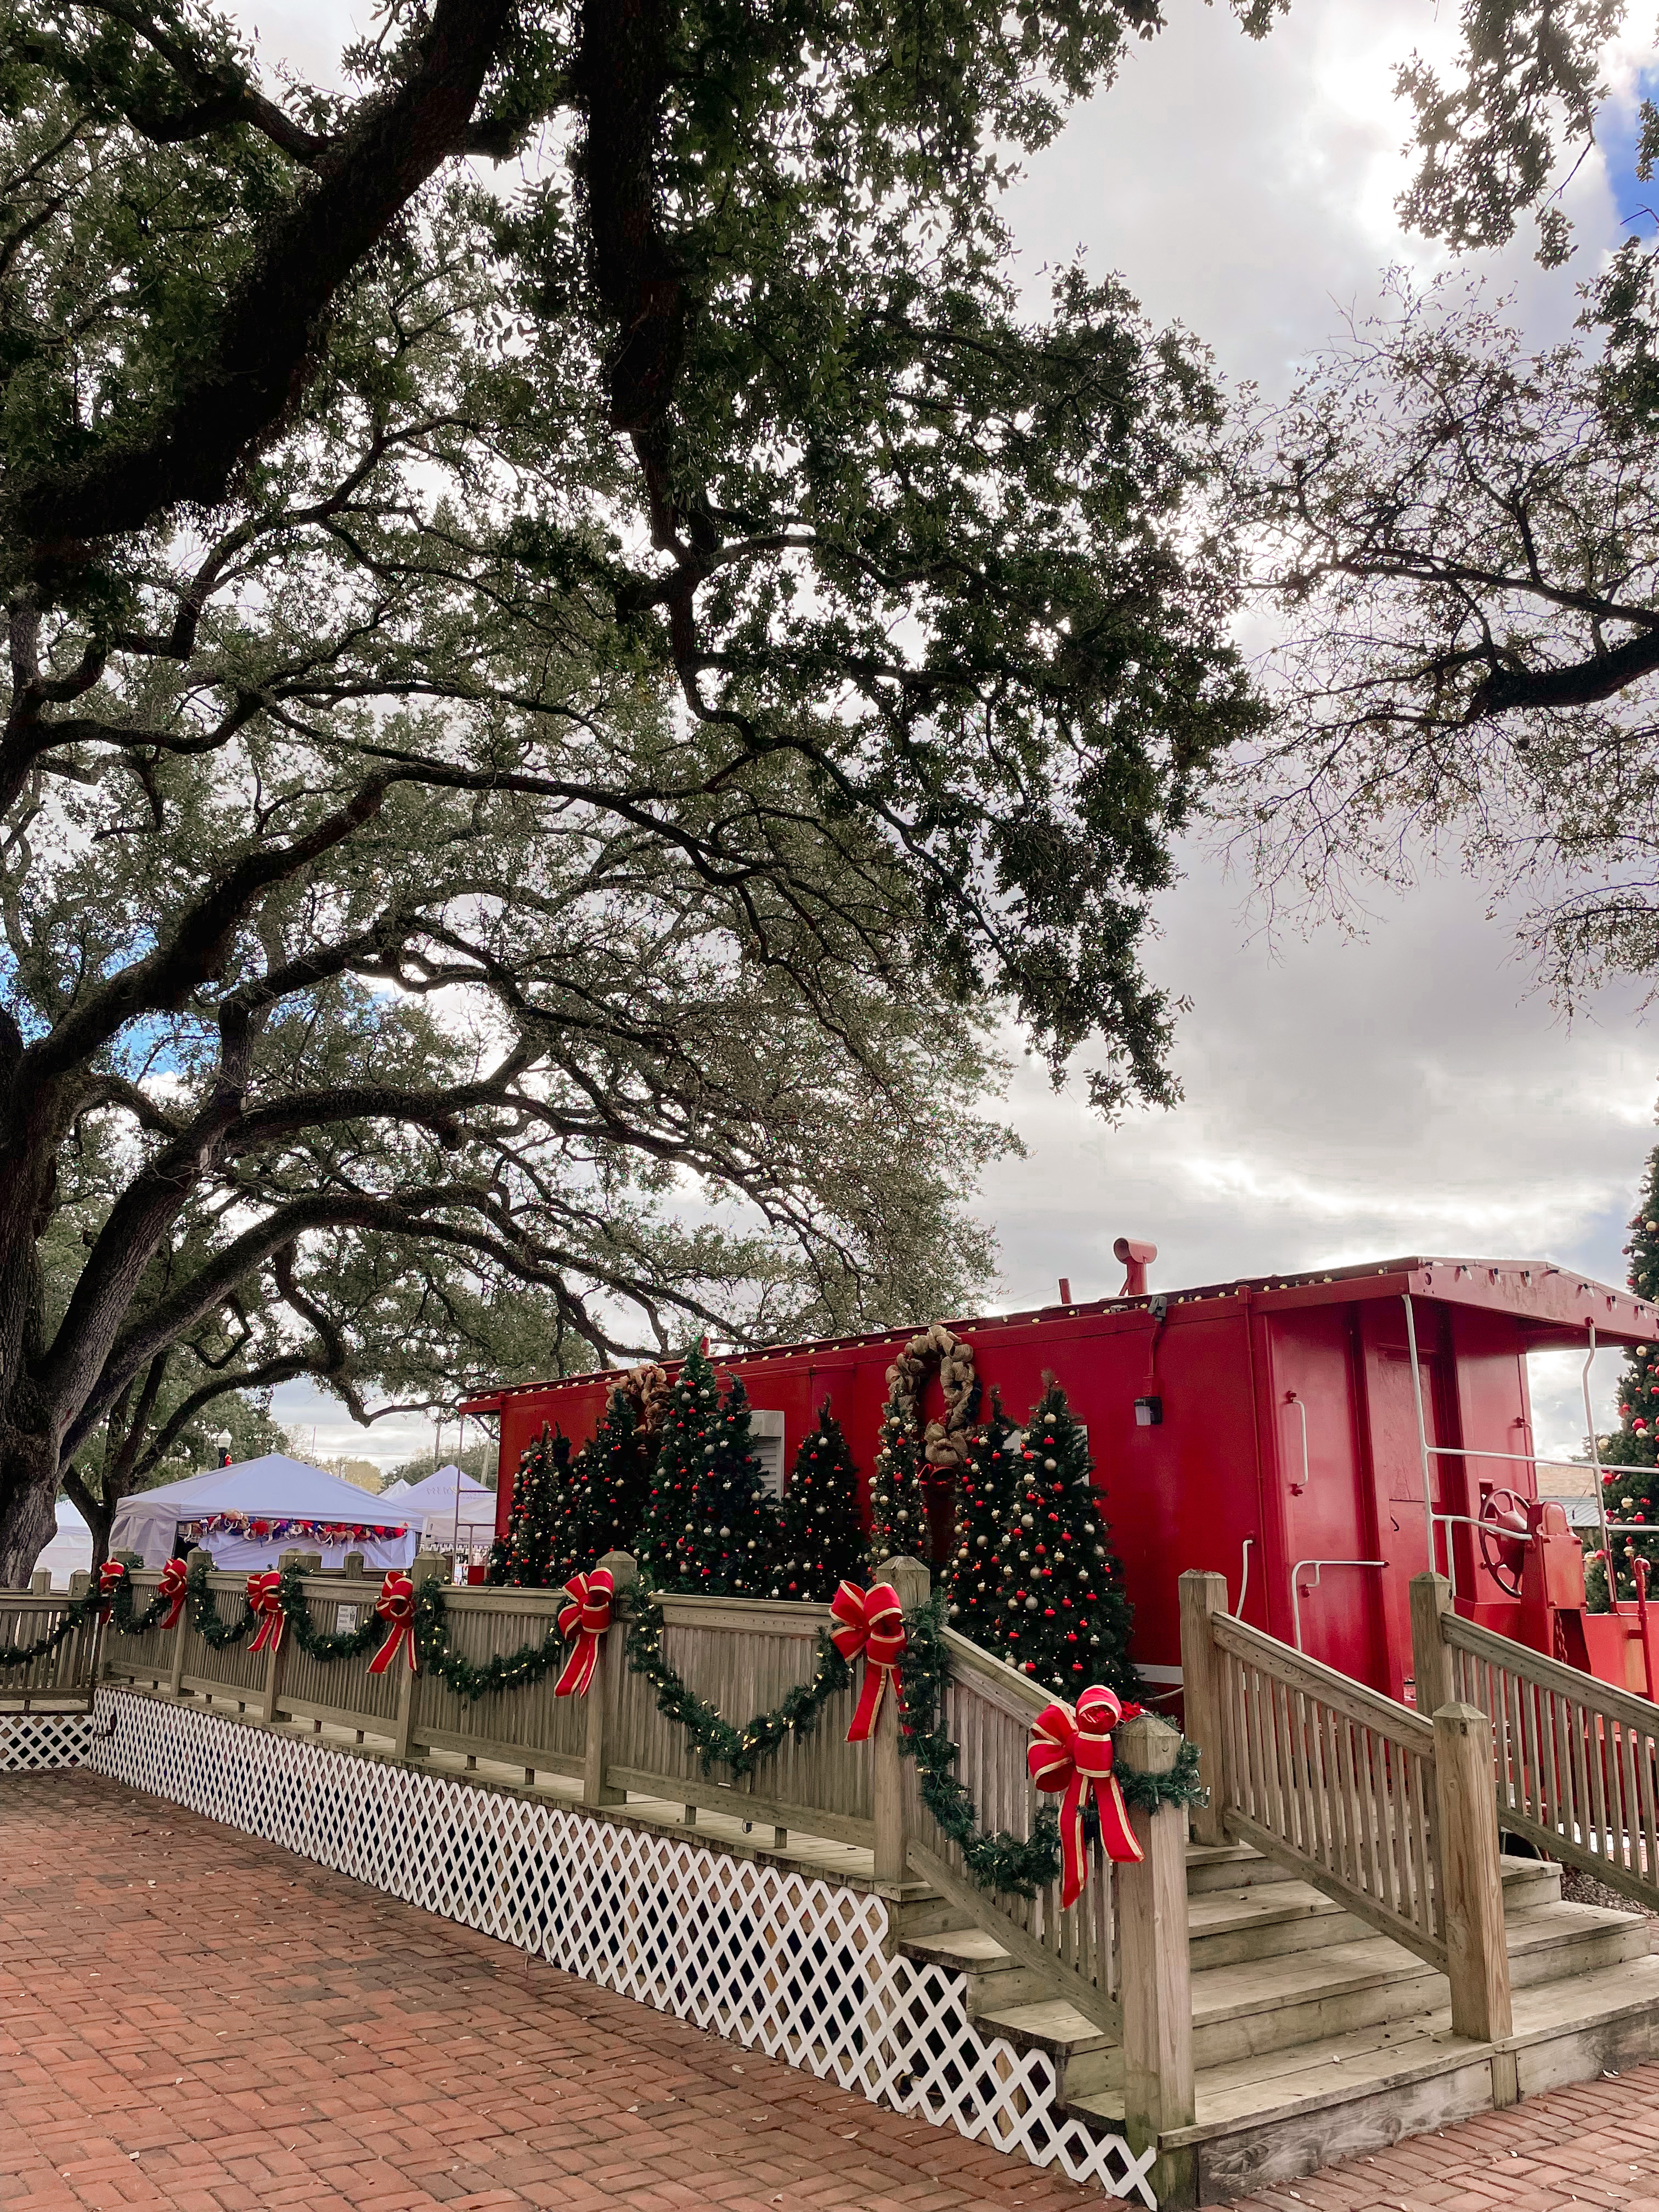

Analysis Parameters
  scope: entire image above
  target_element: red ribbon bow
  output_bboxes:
[830,1580,906,1742]
[157,1558,190,1630]
[1028,1684,1144,1908]
[246,1571,285,1655]
[554,1567,614,1697]
[97,1560,126,1623]
[368,1572,417,1675]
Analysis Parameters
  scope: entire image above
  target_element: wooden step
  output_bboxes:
[1188,1896,1645,2067]
[1185,1842,1300,1895]
[1066,1953,1659,2202]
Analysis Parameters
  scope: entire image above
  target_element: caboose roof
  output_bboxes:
[460,1251,1655,1414]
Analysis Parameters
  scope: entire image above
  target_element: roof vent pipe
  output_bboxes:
[1113,1237,1157,1298]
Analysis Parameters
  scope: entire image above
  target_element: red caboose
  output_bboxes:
[462,1249,1659,1707]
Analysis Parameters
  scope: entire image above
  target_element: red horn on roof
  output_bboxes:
[1113,1237,1156,1297]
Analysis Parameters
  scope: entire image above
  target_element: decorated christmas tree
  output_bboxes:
[769,1403,865,1600]
[1592,1146,1659,1601]
[990,1378,1136,1697]
[945,1389,1017,1652]
[560,1383,658,1577]
[867,1395,932,1572]
[496,1424,574,1588]
[633,1344,778,1594]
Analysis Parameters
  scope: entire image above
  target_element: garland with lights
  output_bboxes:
[410,1577,571,1698]
[0,1562,182,1666]
[623,1587,854,1774]
[895,1592,1206,1897]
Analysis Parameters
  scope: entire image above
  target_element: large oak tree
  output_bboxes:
[1232,4,1659,996]
[0,0,1265,1581]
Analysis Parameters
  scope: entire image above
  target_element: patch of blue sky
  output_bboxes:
[1599,69,1659,238]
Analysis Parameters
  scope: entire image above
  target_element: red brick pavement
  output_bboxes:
[10,1774,1659,2212]
[0,1771,1095,2211]
[1228,2068,1659,2212]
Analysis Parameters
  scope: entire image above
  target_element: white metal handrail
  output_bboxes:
[1290,1557,1387,1652]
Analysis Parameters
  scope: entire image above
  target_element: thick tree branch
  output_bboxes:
[16,0,514,560]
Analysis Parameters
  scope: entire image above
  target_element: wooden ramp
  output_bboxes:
[899,1840,1659,2204]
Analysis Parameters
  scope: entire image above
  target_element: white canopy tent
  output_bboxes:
[109,1454,418,1571]
[394,1464,498,1549]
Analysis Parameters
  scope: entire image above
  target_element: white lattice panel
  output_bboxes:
[0,1710,97,1770]
[84,1690,1155,2203]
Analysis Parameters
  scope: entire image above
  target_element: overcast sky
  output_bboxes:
[258,2,1658,1471]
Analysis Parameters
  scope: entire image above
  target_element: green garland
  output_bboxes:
[412,1578,573,1699]
[896,1590,1064,1896]
[894,1592,1207,1898]
[0,1563,183,1667]
[4,1561,1205,1901]
[275,1562,382,1660]
[624,1587,853,1775]
[1117,1731,1206,1817]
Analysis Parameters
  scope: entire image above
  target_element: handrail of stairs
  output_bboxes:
[1180,1570,1514,2046]
[1413,1570,1659,1916]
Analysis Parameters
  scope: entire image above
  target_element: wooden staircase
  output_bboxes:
[899,1839,1659,2202]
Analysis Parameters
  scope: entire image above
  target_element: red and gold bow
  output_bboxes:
[156,1558,190,1630]
[246,1571,285,1656]
[1027,1684,1143,1908]
[553,1567,615,1697]
[368,1571,417,1675]
[830,1580,906,1742]
[97,1560,126,1623]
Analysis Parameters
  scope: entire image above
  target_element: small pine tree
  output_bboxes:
[499,1424,574,1588]
[868,1398,932,1572]
[562,1385,657,1573]
[769,1403,865,1600]
[990,1379,1136,1697]
[1593,1148,1659,1600]
[633,1345,778,1594]
[945,1389,1017,1651]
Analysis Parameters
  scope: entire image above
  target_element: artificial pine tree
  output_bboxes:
[498,1424,574,1588]
[1593,1146,1659,1601]
[944,1389,1017,1652]
[561,1385,657,1575]
[868,1397,933,1571]
[633,1344,778,1594]
[990,1379,1136,1698]
[769,1403,865,1600]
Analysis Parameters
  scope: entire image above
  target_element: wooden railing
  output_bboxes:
[1181,1571,1513,2046]
[907,1607,1124,2033]
[1413,1572,1659,1915]
[20,1547,1198,2196]
[0,1581,99,1706]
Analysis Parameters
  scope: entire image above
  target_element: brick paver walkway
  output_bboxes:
[1228,2073,1659,2212]
[0,1771,1093,2211]
[10,1773,1659,2212]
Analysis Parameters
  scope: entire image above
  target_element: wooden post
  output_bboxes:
[1118,1712,1197,2210]
[874,1555,930,1887]
[1410,1573,1456,1718]
[393,1553,445,1763]
[582,1550,638,1810]
[1432,1700,1514,2059]
[1177,1570,1229,1847]
[29,1570,48,1594]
